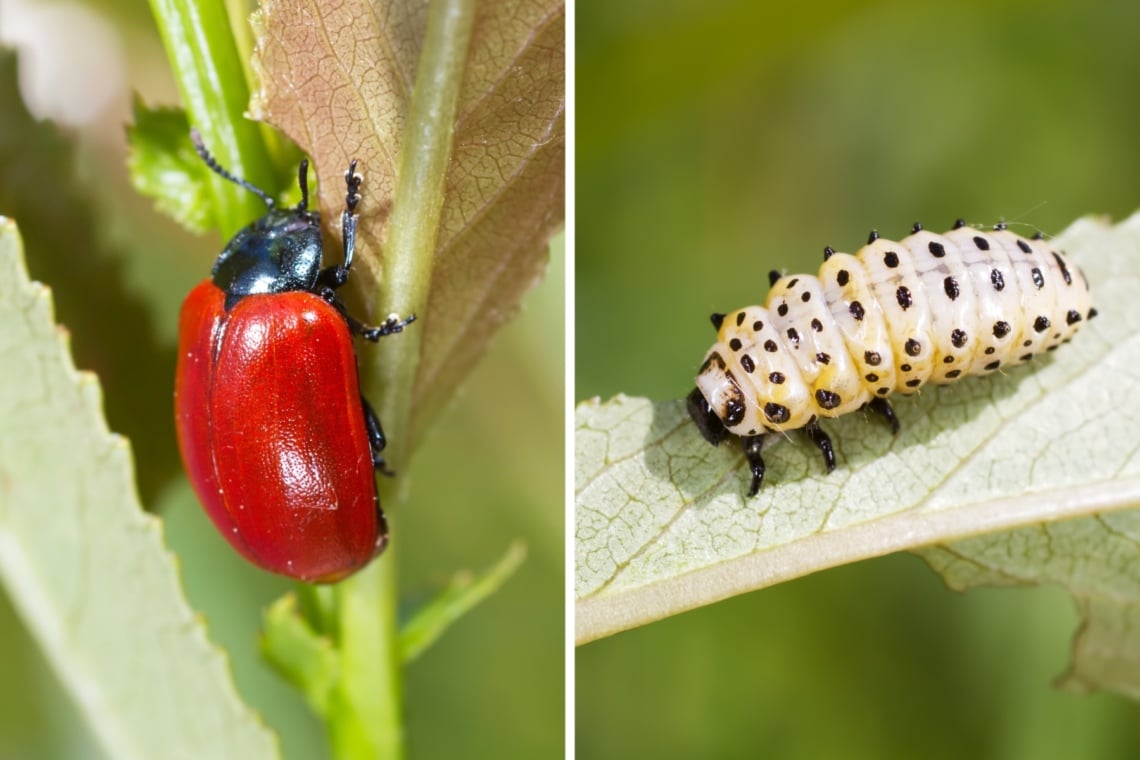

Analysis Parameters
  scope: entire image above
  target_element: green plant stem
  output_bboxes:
[147,0,273,234]
[331,0,475,758]
[368,0,476,438]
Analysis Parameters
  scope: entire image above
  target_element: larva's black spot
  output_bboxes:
[954,218,966,229]
[725,398,746,425]
[905,338,921,357]
[984,360,1001,371]
[769,270,781,287]
[764,339,778,352]
[900,363,912,372]
[951,329,967,348]
[753,320,764,332]
[787,278,799,288]
[736,312,746,326]
[866,373,879,382]
[973,235,990,251]
[1031,267,1044,289]
[896,286,912,310]
[740,355,755,373]
[729,338,743,351]
[1066,309,1082,325]
[1034,315,1051,333]
[945,369,962,379]
[777,302,789,317]
[816,352,831,365]
[1018,239,1032,254]
[1023,339,1033,347]
[850,301,865,321]
[801,291,811,303]
[815,389,841,409]
[837,269,850,287]
[865,350,882,366]
[877,387,890,396]
[711,313,726,329]
[944,276,959,300]
[1053,252,1072,285]
[905,379,922,388]
[787,327,800,344]
[769,371,785,384]
[991,269,1005,291]
[810,318,823,332]
[1047,344,1060,352]
[1020,353,1034,362]
[929,241,946,258]
[1089,307,1099,319]
[764,403,790,424]
[984,347,995,355]
[943,355,955,364]
[992,321,1011,339]
[884,251,899,268]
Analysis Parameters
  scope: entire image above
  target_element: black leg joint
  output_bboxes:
[867,397,900,435]
[361,395,394,476]
[742,435,766,496]
[804,417,836,473]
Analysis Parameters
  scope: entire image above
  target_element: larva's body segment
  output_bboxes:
[687,221,1095,495]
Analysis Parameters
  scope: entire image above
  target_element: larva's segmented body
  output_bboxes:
[687,220,1096,495]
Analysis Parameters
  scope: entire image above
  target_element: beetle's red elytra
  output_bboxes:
[175,130,414,582]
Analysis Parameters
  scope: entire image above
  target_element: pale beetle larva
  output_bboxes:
[687,220,1096,495]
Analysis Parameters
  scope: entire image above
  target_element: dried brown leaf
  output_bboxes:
[250,0,565,440]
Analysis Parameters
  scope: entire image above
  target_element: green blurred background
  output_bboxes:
[577,0,1140,757]
[0,0,562,757]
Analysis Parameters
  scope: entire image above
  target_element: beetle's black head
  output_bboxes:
[687,386,728,445]
[191,128,325,307]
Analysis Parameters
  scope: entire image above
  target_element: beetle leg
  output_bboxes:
[361,395,394,476]
[803,417,836,473]
[316,264,349,290]
[341,160,362,271]
[741,435,766,496]
[322,294,417,341]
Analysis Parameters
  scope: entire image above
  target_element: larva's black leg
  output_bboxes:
[710,313,726,329]
[768,270,781,286]
[742,435,766,496]
[867,397,900,435]
[803,418,836,473]
[361,395,394,476]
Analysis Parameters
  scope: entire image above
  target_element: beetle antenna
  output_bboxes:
[297,160,310,211]
[190,127,275,209]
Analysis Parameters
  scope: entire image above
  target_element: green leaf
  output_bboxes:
[260,595,340,717]
[0,219,278,759]
[400,541,527,663]
[576,211,1140,694]
[126,98,214,233]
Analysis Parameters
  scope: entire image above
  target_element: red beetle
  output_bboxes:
[175,130,414,583]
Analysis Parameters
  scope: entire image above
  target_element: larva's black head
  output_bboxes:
[192,128,324,307]
[687,387,727,445]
